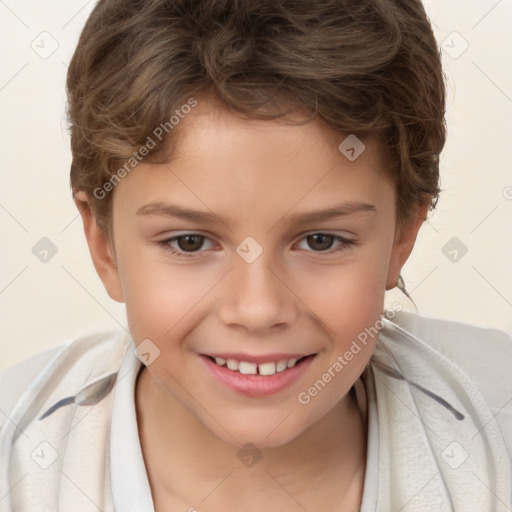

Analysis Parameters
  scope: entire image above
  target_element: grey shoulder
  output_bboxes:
[0,344,66,429]
[390,310,512,455]
[0,328,131,430]
[391,310,512,370]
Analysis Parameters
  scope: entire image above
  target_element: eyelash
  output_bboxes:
[157,233,357,259]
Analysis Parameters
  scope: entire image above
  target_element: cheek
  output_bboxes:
[294,257,388,330]
[292,254,388,388]
[117,246,215,341]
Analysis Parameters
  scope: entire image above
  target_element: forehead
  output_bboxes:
[172,96,371,165]
[112,97,395,226]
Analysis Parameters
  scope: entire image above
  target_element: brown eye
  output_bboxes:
[306,234,335,251]
[295,233,356,256]
[158,234,213,257]
[174,235,205,252]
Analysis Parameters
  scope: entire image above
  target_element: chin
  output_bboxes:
[206,417,305,450]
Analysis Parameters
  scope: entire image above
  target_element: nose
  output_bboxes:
[217,248,299,333]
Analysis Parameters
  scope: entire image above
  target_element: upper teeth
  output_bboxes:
[213,357,302,376]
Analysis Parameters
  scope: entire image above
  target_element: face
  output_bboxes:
[82,96,423,448]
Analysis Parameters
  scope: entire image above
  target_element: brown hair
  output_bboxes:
[67,0,446,241]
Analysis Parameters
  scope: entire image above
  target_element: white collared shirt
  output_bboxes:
[2,311,510,511]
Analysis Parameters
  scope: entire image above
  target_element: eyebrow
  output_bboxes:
[135,200,377,226]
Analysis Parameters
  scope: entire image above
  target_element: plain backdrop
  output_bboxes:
[1,0,511,371]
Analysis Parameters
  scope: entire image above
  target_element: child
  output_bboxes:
[1,1,511,511]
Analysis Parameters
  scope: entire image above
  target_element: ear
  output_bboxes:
[74,191,125,303]
[385,203,429,291]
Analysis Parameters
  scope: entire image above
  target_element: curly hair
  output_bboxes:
[66,0,446,241]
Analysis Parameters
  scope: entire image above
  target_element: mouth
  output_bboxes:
[200,352,318,397]
[203,354,316,376]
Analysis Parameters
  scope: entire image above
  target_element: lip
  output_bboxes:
[200,353,317,397]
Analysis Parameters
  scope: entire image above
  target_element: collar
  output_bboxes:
[110,339,154,512]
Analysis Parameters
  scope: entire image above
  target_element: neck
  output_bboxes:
[135,366,368,511]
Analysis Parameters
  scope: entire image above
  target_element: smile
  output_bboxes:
[201,353,318,397]
[207,355,312,376]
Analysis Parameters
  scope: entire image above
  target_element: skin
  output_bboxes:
[76,95,427,511]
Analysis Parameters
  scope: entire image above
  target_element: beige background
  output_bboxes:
[1,0,511,371]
